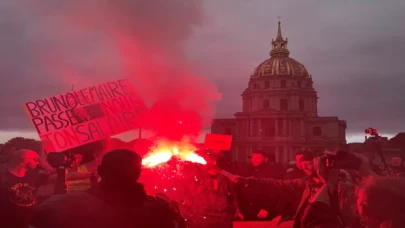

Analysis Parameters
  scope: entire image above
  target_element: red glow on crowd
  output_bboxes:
[142,137,207,167]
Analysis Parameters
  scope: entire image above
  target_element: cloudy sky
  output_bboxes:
[1,0,404,144]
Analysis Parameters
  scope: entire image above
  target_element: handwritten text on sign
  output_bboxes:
[24,79,147,152]
[204,133,233,151]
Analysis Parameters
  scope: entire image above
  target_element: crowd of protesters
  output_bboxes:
[1,143,405,228]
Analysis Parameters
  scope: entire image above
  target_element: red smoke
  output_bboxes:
[25,0,222,142]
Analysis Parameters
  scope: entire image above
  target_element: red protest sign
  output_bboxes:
[204,133,233,151]
[24,79,147,152]
[233,221,275,228]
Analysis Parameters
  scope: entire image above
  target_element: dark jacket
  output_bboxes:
[30,183,177,228]
[302,202,340,228]
[245,177,356,228]
[180,174,237,228]
[237,163,283,220]
[281,168,306,219]
[284,168,305,180]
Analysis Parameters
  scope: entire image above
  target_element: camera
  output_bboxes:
[318,150,361,170]
[46,140,104,169]
[46,152,86,169]
[365,127,378,136]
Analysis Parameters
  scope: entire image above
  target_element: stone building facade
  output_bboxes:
[211,21,346,163]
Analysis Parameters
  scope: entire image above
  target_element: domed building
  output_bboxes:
[211,21,347,163]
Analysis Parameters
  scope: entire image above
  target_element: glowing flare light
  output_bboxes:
[142,138,207,168]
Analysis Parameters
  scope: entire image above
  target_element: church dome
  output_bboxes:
[251,21,310,79]
[251,56,309,78]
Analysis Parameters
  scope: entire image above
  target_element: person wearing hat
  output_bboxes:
[284,151,306,180]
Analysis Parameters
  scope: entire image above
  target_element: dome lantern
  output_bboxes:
[251,19,309,79]
[270,18,290,57]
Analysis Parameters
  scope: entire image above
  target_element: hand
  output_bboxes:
[234,210,244,220]
[40,138,53,153]
[230,175,252,185]
[257,209,268,219]
[313,155,328,183]
[313,155,339,185]
[270,215,282,225]
[230,175,242,183]
[38,157,56,175]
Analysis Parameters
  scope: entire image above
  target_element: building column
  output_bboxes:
[275,119,279,137]
[289,119,293,137]
[301,120,304,137]
[283,119,289,137]
[283,147,288,163]
[258,119,262,137]
[235,120,239,137]
[289,147,294,160]
[309,98,313,112]
[275,148,280,163]
[249,119,252,136]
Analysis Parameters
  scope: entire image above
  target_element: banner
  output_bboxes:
[24,79,147,152]
[204,133,233,151]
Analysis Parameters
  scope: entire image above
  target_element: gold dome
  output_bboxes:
[251,20,309,78]
[251,56,309,78]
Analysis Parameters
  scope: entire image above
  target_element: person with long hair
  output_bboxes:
[357,176,405,228]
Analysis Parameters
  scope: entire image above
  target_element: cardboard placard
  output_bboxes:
[233,221,275,228]
[24,79,147,152]
[204,133,232,151]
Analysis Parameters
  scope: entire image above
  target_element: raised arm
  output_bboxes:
[337,183,357,227]
[232,175,306,197]
[37,143,56,175]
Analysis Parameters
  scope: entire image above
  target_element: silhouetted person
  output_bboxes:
[30,149,177,228]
